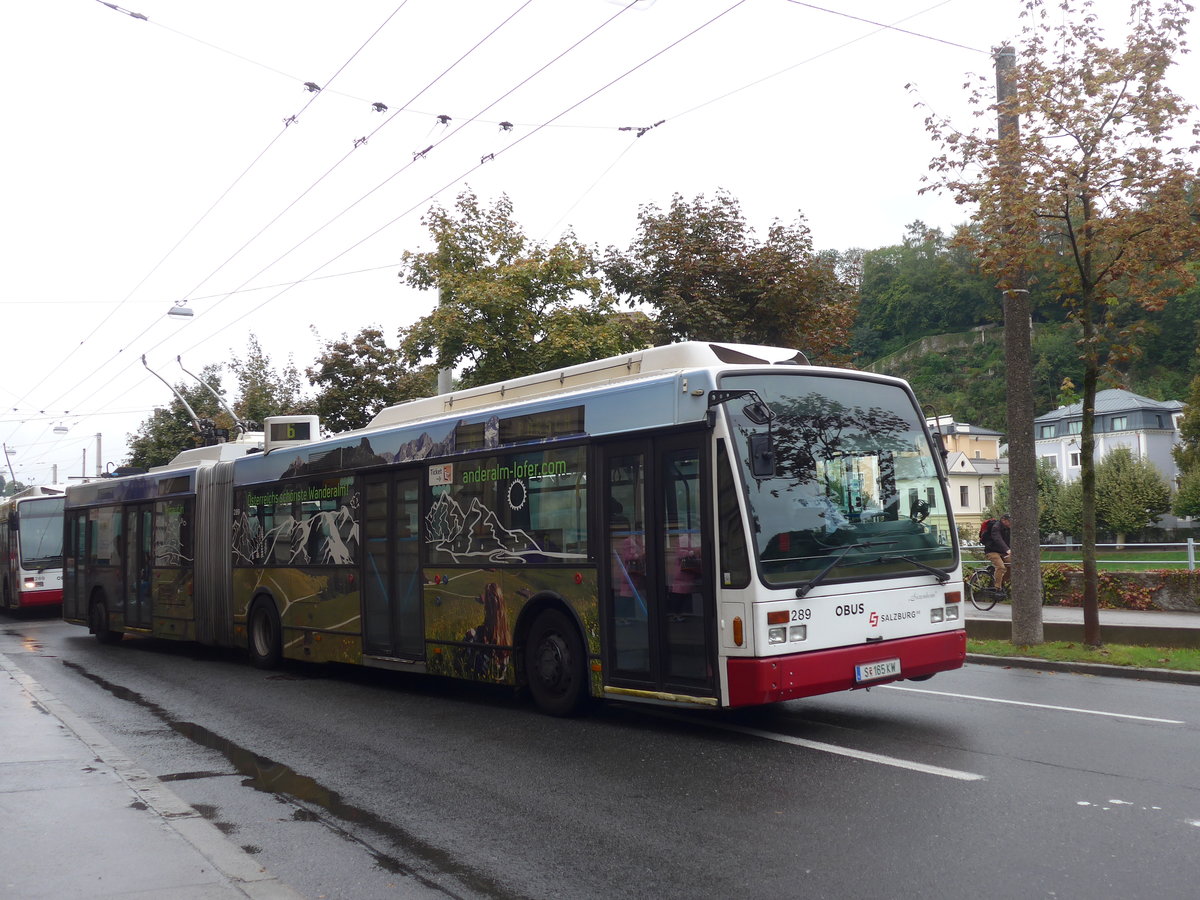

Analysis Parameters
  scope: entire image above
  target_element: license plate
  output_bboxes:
[855,658,901,683]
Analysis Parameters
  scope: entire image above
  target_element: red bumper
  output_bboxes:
[17,588,63,609]
[726,629,967,707]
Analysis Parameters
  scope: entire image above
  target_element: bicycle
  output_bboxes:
[965,562,1010,610]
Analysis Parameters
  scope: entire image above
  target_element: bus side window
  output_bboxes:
[717,441,750,589]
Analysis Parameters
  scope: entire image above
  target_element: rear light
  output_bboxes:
[945,590,961,604]
[732,616,744,647]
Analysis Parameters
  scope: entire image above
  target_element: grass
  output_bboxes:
[967,638,1200,672]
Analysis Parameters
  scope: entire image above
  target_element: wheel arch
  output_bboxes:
[513,590,588,687]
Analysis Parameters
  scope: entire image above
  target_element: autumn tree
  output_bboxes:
[1172,373,1200,516]
[307,327,435,432]
[400,190,653,389]
[603,191,856,362]
[921,0,1200,646]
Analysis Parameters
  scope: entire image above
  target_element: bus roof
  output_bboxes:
[365,342,810,431]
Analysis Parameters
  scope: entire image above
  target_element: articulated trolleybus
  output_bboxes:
[0,485,66,611]
[63,343,965,714]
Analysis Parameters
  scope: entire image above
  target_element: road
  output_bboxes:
[4,612,1198,900]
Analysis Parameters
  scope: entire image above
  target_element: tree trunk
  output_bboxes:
[1080,351,1102,647]
[1004,295,1044,646]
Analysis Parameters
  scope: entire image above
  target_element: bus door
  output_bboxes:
[362,471,424,659]
[122,504,153,629]
[601,435,715,698]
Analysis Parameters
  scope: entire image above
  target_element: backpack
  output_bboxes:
[978,518,997,544]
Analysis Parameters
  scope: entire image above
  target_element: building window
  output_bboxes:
[1039,424,1055,438]
[1067,421,1083,434]
[959,485,969,508]
[974,450,981,459]
[1111,415,1127,431]
[1069,452,1080,467]
[926,487,936,509]
[983,485,993,508]
[1040,454,1057,466]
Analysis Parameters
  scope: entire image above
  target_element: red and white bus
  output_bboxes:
[64,343,966,714]
[0,485,66,611]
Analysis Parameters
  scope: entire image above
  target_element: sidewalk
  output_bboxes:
[965,602,1200,685]
[0,651,306,900]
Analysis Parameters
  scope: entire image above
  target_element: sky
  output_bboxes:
[1,0,1196,486]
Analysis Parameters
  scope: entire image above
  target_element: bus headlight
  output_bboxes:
[930,608,944,623]
[789,624,807,642]
[945,605,959,621]
[23,578,38,590]
[768,626,787,644]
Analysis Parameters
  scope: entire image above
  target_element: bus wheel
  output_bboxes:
[525,609,587,717]
[90,599,122,645]
[248,601,282,669]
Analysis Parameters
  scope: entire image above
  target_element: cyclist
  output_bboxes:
[981,513,1013,593]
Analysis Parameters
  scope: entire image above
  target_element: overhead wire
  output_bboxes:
[25,0,414,416]
[34,0,421,418]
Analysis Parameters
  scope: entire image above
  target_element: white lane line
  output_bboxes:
[711,721,986,781]
[883,684,1185,724]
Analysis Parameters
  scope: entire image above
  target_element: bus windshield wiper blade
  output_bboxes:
[797,540,898,598]
[876,554,950,584]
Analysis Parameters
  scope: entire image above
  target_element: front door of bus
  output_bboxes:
[362,472,423,659]
[122,504,153,630]
[601,435,715,698]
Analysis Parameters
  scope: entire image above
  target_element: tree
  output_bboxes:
[400,190,652,388]
[1172,373,1200,474]
[307,327,435,432]
[1173,467,1200,518]
[126,366,228,469]
[603,190,856,362]
[227,334,306,428]
[1094,447,1172,544]
[921,0,1200,646]
[987,457,1064,537]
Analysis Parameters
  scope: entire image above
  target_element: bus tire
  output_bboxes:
[525,608,587,717]
[90,597,122,645]
[248,600,282,669]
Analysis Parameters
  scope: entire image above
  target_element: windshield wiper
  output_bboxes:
[797,540,898,598]
[872,554,950,584]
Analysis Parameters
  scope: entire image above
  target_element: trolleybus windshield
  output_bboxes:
[722,373,955,587]
[16,497,65,570]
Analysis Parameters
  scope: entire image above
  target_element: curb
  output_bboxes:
[0,652,307,900]
[966,652,1200,686]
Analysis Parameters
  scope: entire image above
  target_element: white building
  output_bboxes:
[926,417,1008,538]
[1034,389,1185,486]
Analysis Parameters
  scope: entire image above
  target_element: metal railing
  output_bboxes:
[1038,538,1196,571]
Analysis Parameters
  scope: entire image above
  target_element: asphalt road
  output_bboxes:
[4,611,1199,900]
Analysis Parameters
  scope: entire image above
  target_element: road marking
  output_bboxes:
[883,684,1185,724]
[710,721,986,781]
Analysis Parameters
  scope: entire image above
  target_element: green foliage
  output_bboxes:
[126,367,227,469]
[401,189,652,388]
[1094,448,1173,538]
[227,334,306,427]
[1173,467,1200,518]
[1172,373,1200,474]
[855,222,996,357]
[307,327,435,432]
[604,190,855,362]
[987,458,1063,536]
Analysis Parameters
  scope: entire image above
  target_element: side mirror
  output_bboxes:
[749,433,776,478]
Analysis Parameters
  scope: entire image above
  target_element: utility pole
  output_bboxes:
[995,44,1043,645]
[436,285,453,395]
[95,433,102,477]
